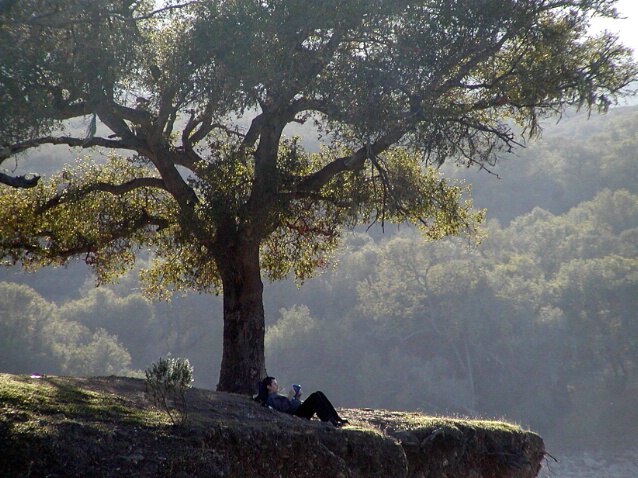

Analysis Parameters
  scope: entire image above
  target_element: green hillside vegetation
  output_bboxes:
[0,373,544,478]
[2,107,638,453]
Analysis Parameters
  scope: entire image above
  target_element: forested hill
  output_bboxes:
[2,105,638,455]
[442,105,638,224]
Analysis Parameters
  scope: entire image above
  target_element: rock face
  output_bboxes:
[185,421,409,477]
[0,375,545,477]
[354,410,545,478]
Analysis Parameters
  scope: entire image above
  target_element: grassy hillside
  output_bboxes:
[0,374,544,478]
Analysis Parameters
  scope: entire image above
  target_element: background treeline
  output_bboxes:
[2,106,638,451]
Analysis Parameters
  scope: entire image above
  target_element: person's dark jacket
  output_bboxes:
[266,393,301,414]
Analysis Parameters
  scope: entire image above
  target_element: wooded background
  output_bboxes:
[2,105,638,452]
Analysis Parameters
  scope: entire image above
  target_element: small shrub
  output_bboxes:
[144,355,194,426]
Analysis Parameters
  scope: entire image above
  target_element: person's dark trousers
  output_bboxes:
[293,391,339,422]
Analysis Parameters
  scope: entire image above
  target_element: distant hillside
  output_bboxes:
[442,105,638,223]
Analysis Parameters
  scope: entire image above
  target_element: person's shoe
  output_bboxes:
[330,418,344,427]
[330,417,349,427]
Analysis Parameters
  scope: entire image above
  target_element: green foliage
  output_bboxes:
[0,282,54,373]
[46,323,133,377]
[144,355,194,426]
[4,101,638,445]
[57,288,156,370]
[442,108,638,224]
[0,281,133,377]
[0,0,147,145]
[0,154,175,285]
[1,0,637,394]
[261,185,638,446]
[266,305,322,383]
[2,0,634,286]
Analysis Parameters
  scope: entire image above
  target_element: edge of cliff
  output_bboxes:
[0,374,544,477]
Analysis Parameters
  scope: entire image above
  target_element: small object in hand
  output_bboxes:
[292,384,301,399]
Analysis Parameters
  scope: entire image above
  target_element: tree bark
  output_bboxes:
[216,237,267,395]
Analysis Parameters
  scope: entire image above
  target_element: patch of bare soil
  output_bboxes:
[1,375,545,478]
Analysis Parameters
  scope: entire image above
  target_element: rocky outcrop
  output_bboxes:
[0,374,545,477]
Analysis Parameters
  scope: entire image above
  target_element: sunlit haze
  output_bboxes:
[590,0,638,55]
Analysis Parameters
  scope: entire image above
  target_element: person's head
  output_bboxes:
[256,376,277,404]
[264,377,279,393]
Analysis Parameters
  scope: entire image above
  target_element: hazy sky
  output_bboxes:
[591,0,638,54]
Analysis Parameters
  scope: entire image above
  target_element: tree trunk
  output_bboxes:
[216,237,267,395]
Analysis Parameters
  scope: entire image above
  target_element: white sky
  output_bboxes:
[590,0,638,55]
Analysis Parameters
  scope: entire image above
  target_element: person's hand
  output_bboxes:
[288,386,303,400]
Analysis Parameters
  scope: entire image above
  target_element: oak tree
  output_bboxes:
[1,0,636,393]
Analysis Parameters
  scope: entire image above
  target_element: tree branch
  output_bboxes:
[241,113,267,150]
[295,127,406,194]
[0,171,40,189]
[37,177,167,214]
[0,136,132,162]
[50,210,170,261]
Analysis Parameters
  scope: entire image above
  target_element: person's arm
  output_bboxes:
[267,394,294,413]
[289,386,302,411]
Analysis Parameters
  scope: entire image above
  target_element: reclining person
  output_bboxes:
[256,376,348,427]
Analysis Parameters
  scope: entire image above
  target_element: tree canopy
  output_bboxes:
[1,0,636,393]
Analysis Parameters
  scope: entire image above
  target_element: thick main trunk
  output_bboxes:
[216,239,267,395]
